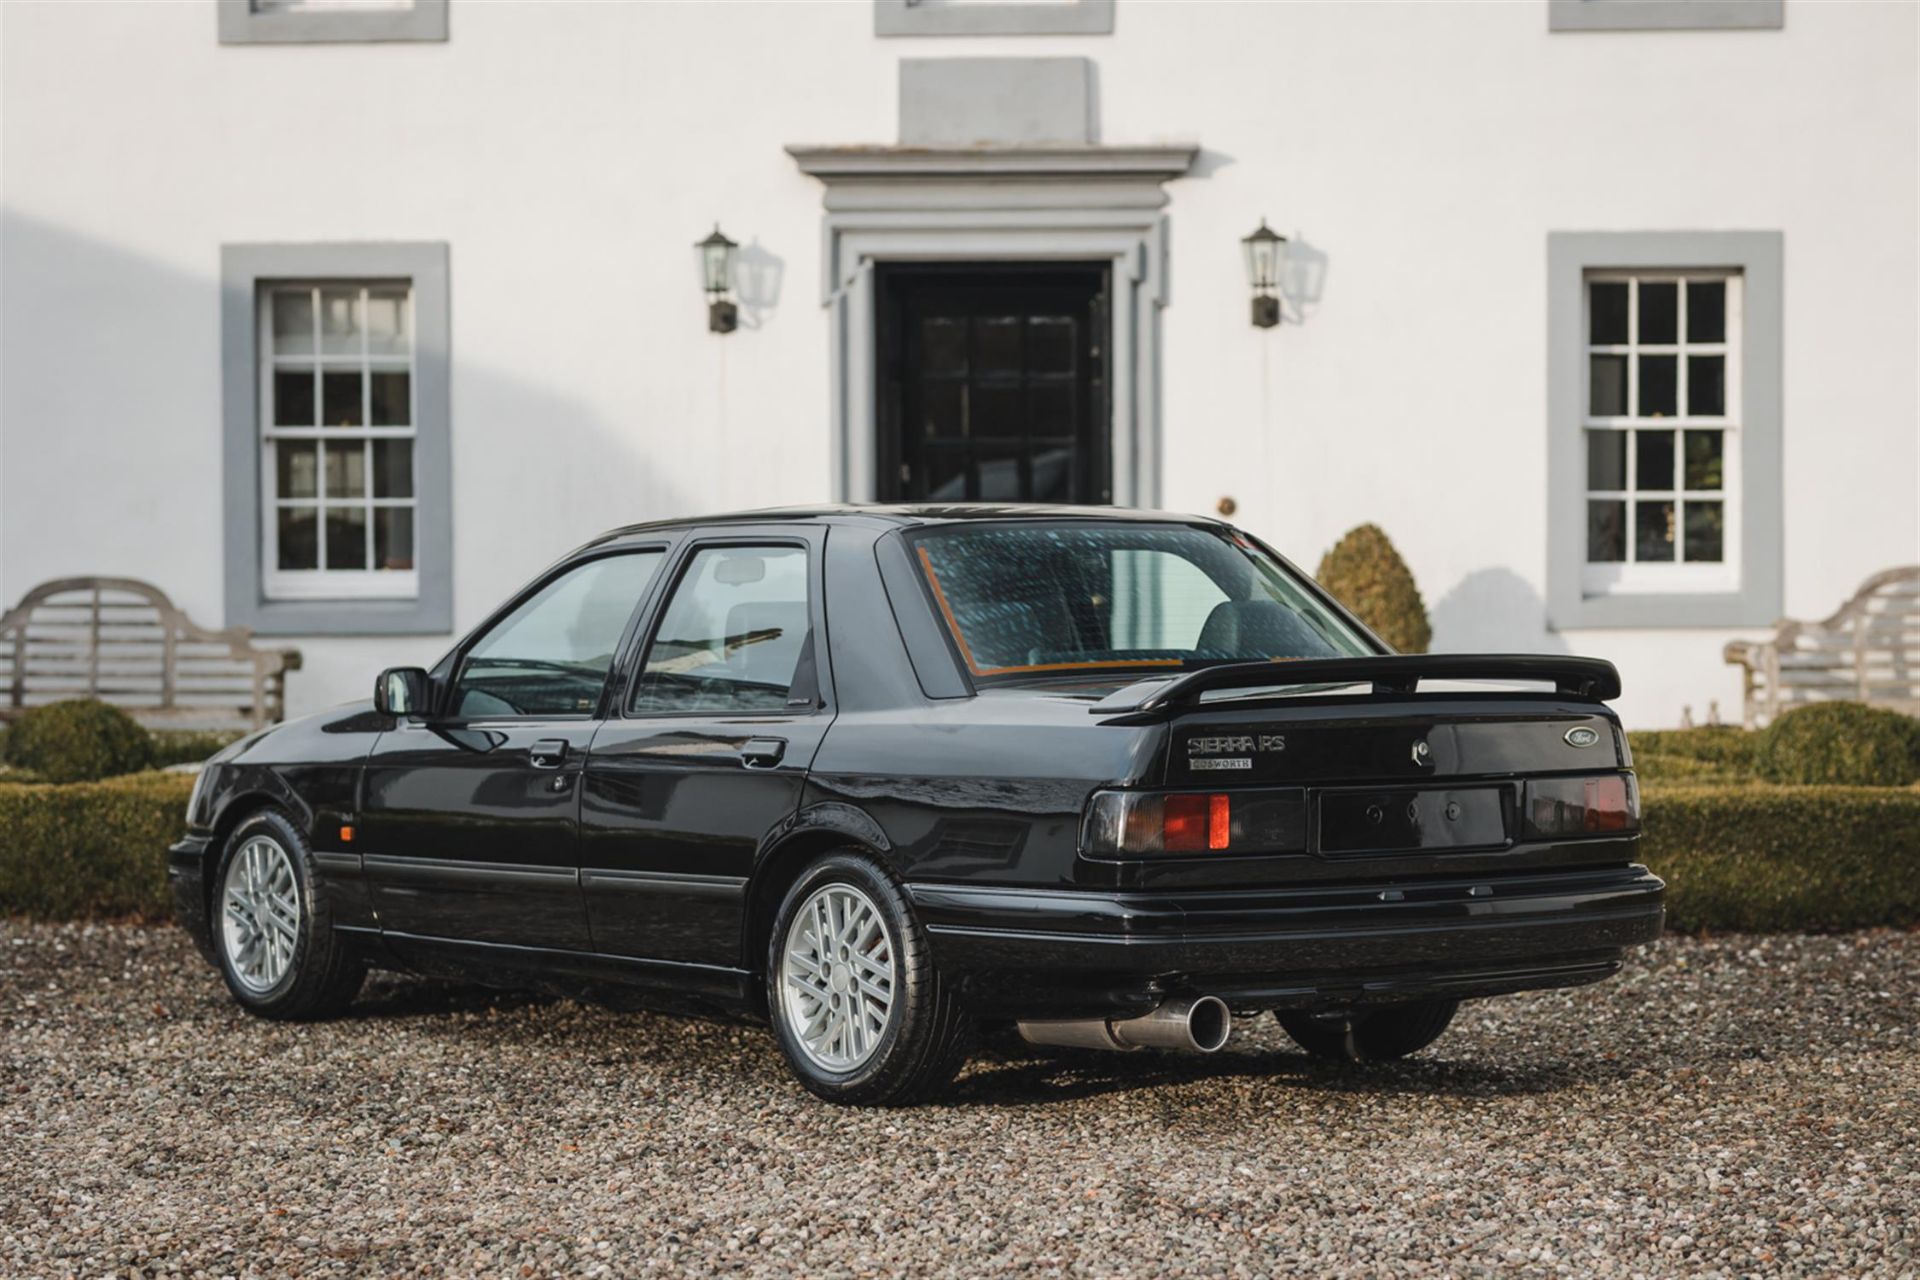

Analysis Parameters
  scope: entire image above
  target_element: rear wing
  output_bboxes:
[1088,654,1622,717]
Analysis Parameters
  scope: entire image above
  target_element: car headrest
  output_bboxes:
[1196,599,1334,659]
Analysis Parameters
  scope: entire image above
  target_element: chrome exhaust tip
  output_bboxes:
[1016,995,1232,1054]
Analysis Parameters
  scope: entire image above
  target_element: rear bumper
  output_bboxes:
[907,864,1665,1019]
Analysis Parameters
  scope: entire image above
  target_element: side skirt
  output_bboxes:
[335,924,757,1013]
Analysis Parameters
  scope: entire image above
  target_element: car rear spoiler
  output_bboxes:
[1088,654,1622,717]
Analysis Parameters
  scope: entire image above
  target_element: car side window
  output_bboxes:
[451,552,664,718]
[629,545,811,715]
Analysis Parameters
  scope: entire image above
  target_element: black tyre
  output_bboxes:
[1276,999,1459,1062]
[765,851,971,1105]
[210,808,365,1019]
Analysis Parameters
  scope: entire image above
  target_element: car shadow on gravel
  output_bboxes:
[351,974,557,1019]
[952,1045,1631,1106]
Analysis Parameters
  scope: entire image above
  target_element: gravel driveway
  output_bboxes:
[2,922,1914,1278]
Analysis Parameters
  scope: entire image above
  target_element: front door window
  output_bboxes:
[452,552,664,718]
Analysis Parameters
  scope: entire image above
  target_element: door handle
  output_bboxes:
[740,737,786,768]
[529,738,570,769]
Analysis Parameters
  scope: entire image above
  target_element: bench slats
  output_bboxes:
[1725,566,1920,727]
[0,577,302,731]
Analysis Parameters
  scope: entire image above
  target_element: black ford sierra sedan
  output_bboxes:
[172,506,1663,1104]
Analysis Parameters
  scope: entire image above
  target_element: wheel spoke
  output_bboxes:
[265,911,298,947]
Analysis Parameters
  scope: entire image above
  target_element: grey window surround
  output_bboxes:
[876,0,1113,37]
[788,144,1197,509]
[1547,230,1782,630]
[1549,0,1782,32]
[218,0,448,45]
[222,242,452,636]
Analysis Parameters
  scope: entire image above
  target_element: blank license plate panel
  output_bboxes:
[1316,787,1509,855]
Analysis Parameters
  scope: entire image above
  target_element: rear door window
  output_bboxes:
[629,545,812,714]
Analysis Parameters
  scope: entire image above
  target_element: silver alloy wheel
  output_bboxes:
[220,835,301,994]
[779,882,897,1072]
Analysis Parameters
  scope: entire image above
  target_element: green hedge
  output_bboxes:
[1640,783,1920,932]
[0,771,192,919]
[150,729,243,770]
[3,772,1915,935]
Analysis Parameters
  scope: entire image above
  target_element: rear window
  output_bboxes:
[910,523,1373,677]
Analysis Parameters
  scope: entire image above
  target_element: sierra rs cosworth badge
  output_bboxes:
[1187,733,1284,771]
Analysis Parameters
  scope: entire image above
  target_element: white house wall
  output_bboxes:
[1,0,1914,728]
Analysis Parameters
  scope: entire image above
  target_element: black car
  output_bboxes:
[172,506,1663,1104]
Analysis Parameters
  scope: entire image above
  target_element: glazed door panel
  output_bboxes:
[876,264,1111,505]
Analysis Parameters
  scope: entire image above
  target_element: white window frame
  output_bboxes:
[259,283,421,603]
[1581,270,1742,598]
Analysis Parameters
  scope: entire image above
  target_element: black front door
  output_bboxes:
[877,263,1110,504]
[358,548,671,950]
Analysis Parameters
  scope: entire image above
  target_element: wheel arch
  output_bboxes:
[201,780,312,921]
[743,804,898,994]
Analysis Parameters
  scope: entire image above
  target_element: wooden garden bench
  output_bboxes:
[1724,566,1920,728]
[0,577,301,731]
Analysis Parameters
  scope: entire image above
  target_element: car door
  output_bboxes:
[359,546,671,950]
[579,528,834,968]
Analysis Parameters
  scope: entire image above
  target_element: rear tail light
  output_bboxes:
[1083,788,1306,857]
[1521,773,1640,839]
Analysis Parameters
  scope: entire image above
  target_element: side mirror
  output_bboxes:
[374,667,431,717]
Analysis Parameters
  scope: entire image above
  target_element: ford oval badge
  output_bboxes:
[1564,726,1601,748]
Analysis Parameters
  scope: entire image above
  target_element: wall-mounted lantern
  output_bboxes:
[1241,219,1288,329]
[698,225,739,333]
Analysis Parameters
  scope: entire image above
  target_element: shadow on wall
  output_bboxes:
[1429,567,1569,655]
[0,209,697,711]
[1280,234,1329,326]
[733,239,786,331]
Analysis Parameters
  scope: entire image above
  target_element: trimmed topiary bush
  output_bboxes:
[1629,726,1763,786]
[1,699,155,783]
[1314,524,1431,654]
[1639,784,1920,932]
[0,771,192,918]
[1755,702,1920,788]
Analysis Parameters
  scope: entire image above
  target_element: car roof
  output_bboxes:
[588,503,1230,543]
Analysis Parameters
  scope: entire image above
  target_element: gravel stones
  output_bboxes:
[2,922,1914,1277]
